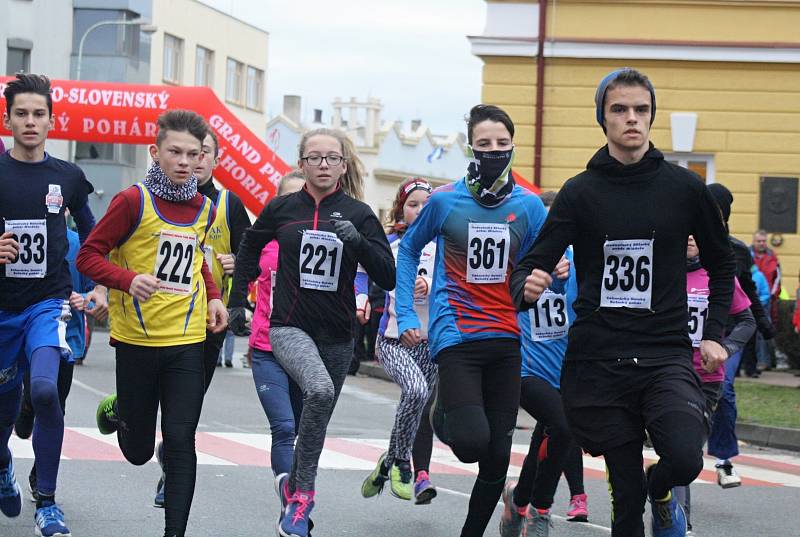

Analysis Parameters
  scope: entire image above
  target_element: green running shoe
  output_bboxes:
[361,452,390,498]
[390,461,413,501]
[96,393,119,435]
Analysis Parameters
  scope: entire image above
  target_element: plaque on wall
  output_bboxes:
[759,177,798,234]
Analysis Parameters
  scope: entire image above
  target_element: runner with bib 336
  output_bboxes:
[510,68,736,537]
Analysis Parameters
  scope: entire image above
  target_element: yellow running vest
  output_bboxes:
[108,184,213,346]
[203,189,232,305]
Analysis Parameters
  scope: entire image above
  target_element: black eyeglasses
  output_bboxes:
[301,155,344,167]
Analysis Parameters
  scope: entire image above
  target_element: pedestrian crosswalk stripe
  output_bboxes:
[9,427,800,488]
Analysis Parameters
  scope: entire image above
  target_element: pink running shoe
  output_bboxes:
[499,482,527,537]
[566,493,588,522]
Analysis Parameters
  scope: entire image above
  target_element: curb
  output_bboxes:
[737,422,800,452]
[357,361,800,452]
[357,361,393,383]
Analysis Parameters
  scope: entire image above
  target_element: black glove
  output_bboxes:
[227,307,250,336]
[759,321,775,340]
[330,219,366,250]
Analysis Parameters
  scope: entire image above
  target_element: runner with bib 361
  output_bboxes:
[395,105,548,537]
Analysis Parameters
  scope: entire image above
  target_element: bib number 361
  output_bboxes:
[299,230,343,292]
[154,230,197,295]
[4,219,47,278]
[600,239,653,309]
[467,223,509,284]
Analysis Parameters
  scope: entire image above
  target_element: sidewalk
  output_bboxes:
[737,369,800,389]
[357,361,800,452]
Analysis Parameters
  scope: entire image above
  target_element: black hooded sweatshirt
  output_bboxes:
[510,145,735,362]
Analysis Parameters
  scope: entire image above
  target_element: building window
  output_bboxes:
[246,66,264,110]
[226,57,244,104]
[665,154,715,183]
[73,9,139,57]
[195,46,214,87]
[163,34,183,84]
[75,142,136,165]
[6,48,30,75]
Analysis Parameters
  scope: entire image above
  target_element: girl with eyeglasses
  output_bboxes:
[228,128,394,537]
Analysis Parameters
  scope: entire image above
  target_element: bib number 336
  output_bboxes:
[467,223,509,284]
[600,239,653,309]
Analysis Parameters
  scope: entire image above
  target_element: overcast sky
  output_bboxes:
[199,0,486,136]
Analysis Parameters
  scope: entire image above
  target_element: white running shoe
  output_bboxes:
[716,462,742,489]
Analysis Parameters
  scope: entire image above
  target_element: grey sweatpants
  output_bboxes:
[269,326,353,491]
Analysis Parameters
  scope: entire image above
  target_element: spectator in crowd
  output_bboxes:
[750,230,781,373]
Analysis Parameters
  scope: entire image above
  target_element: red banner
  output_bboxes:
[0,77,292,213]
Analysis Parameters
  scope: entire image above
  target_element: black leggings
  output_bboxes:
[412,391,435,476]
[115,342,205,537]
[437,338,521,537]
[604,412,705,537]
[514,376,582,510]
[202,329,226,392]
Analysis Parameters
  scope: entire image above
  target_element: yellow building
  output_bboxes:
[471,0,800,289]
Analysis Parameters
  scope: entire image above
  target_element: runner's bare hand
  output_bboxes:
[207,298,229,333]
[414,277,428,299]
[217,253,235,275]
[523,269,552,304]
[129,274,160,302]
[700,340,728,373]
[0,232,19,264]
[86,285,109,321]
[400,328,422,348]
[554,256,570,280]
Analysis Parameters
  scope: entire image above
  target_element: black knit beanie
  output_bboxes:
[707,183,733,223]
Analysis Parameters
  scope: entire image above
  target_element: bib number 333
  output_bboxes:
[4,219,47,278]
[299,230,343,292]
[467,223,509,284]
[600,239,653,309]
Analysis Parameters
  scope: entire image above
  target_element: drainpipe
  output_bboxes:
[533,0,548,188]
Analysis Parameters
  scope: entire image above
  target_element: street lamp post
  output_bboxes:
[76,18,157,81]
[72,18,157,162]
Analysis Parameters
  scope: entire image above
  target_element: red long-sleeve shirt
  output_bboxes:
[76,186,221,301]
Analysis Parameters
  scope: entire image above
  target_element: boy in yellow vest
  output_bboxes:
[149,129,252,507]
[76,110,228,537]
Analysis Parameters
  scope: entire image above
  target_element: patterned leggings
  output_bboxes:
[377,336,437,466]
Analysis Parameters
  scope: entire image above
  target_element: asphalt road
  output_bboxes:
[2,334,798,537]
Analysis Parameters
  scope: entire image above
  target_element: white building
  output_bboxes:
[3,0,269,217]
[149,0,268,136]
[1,0,72,160]
[266,96,469,220]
